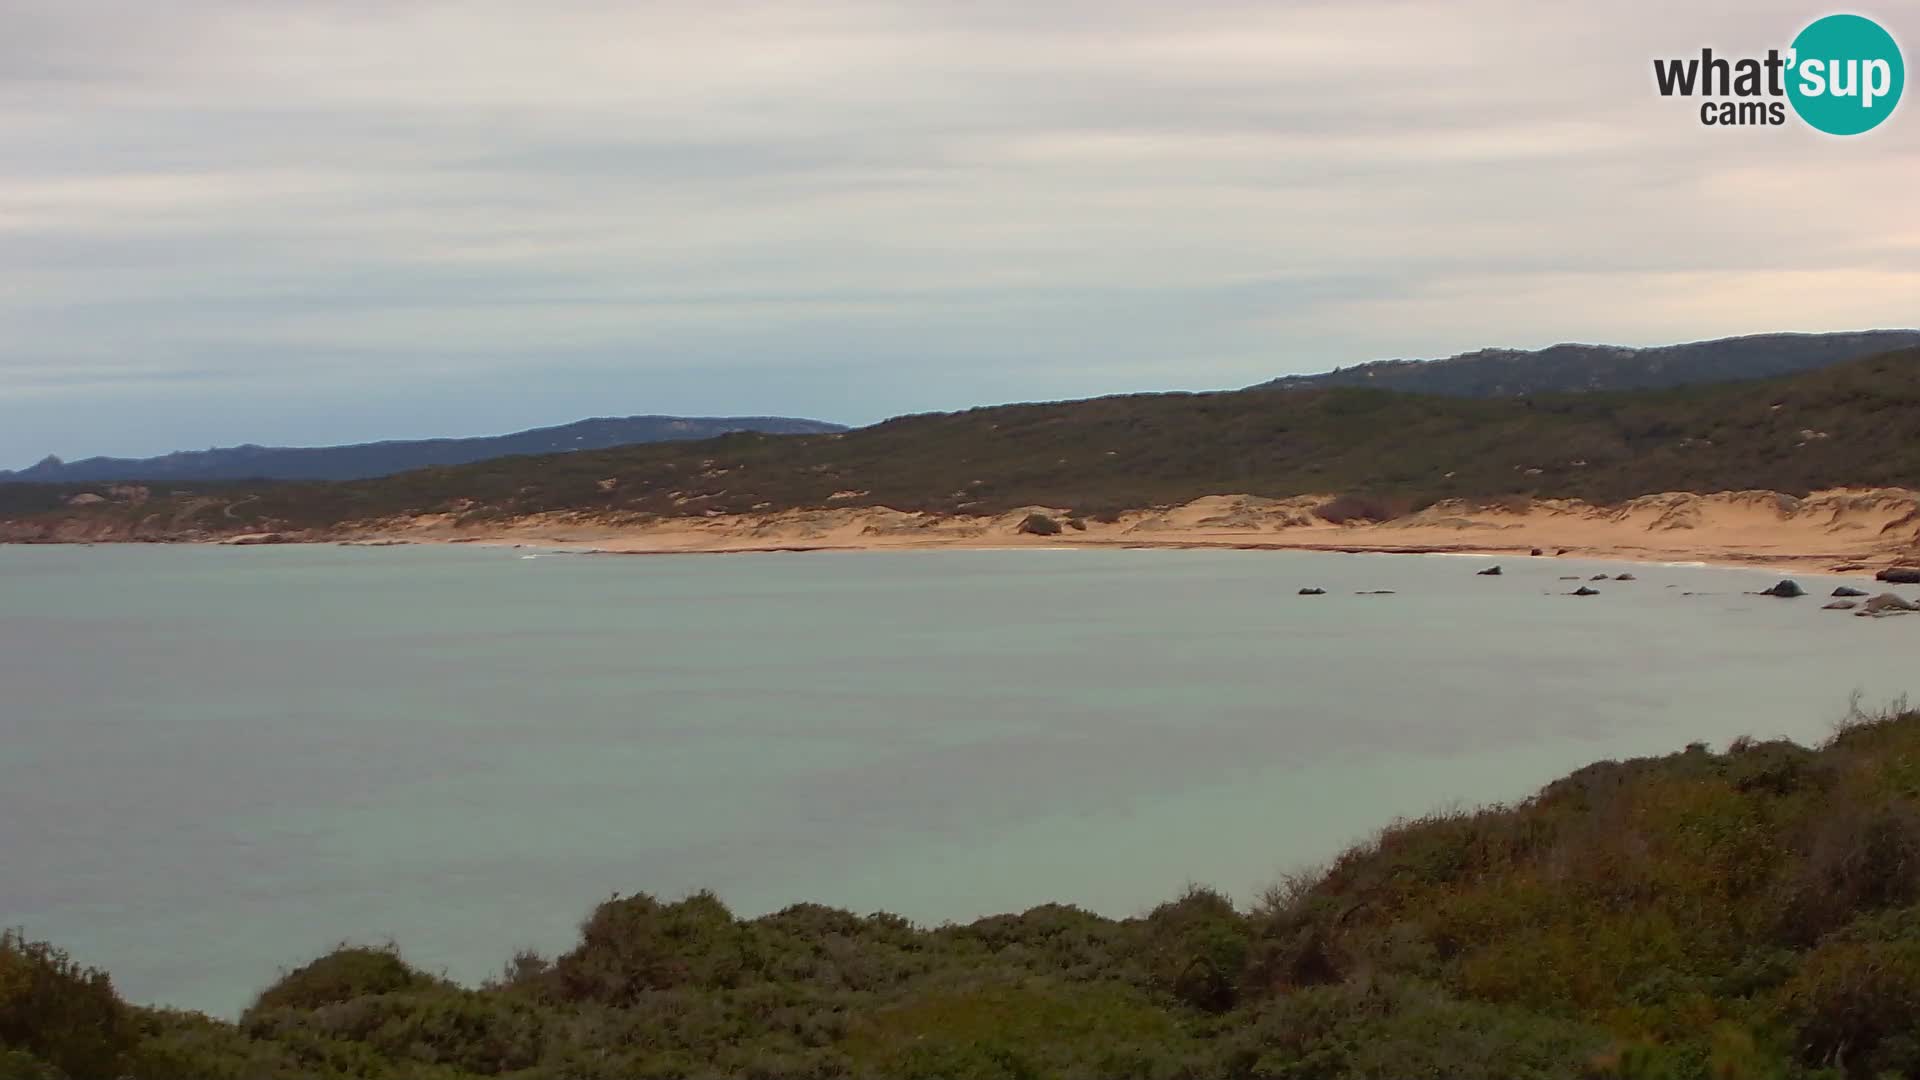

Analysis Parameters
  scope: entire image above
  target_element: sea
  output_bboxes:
[1,543,1913,1015]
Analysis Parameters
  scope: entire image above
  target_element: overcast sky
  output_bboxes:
[1,0,1914,465]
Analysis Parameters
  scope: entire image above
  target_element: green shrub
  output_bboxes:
[247,944,433,1017]
[1777,908,1920,1076]
[551,891,749,1003]
[1143,887,1250,1012]
[1312,493,1408,524]
[0,932,134,1080]
[1219,976,1608,1080]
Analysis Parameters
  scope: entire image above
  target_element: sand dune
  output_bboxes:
[349,487,1920,574]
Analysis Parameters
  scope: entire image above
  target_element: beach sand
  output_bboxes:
[347,487,1920,575]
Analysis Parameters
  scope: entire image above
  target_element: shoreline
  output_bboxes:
[7,487,1919,580]
[550,537,1853,578]
[375,487,1920,580]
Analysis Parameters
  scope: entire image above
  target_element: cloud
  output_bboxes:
[1,0,1915,463]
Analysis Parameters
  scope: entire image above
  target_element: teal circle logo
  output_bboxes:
[1787,14,1905,135]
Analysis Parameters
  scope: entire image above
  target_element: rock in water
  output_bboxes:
[1832,586,1870,597]
[1298,587,1326,596]
[1824,600,1860,610]
[1572,586,1601,596]
[1758,580,1804,598]
[1859,593,1919,616]
[1615,573,1637,581]
[1877,567,1920,584]
[1590,574,1610,581]
[1477,566,1502,576]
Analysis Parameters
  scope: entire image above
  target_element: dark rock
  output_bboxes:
[1556,548,1570,555]
[1572,586,1601,596]
[1832,586,1870,598]
[1559,576,1582,580]
[1614,573,1636,581]
[1015,513,1062,536]
[1354,590,1396,595]
[1590,574,1609,581]
[1530,548,1544,556]
[1477,566,1502,576]
[1876,567,1920,584]
[1824,600,1859,610]
[1757,579,1804,598]
[1298,587,1326,596]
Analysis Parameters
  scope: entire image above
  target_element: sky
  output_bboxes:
[1,0,1916,466]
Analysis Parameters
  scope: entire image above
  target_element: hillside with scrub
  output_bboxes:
[7,705,1920,1079]
[5,347,1920,543]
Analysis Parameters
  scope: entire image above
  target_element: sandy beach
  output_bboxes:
[325,487,1920,576]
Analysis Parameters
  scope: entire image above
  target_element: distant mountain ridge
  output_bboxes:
[1250,330,1920,397]
[1,415,847,484]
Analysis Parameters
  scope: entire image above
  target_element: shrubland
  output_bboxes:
[8,705,1920,1078]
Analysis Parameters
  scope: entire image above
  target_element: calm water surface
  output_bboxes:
[1,544,1914,1014]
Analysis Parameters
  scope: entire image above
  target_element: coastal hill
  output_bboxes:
[1251,329,1920,397]
[7,704,1920,1078]
[0,414,846,485]
[8,344,1920,544]
[4,344,1920,554]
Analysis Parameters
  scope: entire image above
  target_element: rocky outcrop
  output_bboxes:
[1877,567,1920,584]
[1758,580,1805,598]
[1016,513,1063,537]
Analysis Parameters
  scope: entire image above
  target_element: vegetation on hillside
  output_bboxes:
[4,347,1920,539]
[0,417,848,486]
[1250,331,1920,398]
[8,705,1920,1079]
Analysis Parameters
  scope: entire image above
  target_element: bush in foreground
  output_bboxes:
[6,707,1920,1078]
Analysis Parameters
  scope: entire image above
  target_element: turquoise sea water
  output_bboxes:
[1,544,1914,1015]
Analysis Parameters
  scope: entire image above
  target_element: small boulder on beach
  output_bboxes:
[1590,574,1609,581]
[1299,587,1326,596]
[1530,548,1544,556]
[1824,600,1860,610]
[1757,580,1804,598]
[1832,586,1869,598]
[1572,586,1600,596]
[1477,566,1502,576]
[1614,573,1636,581]
[1877,567,1920,584]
